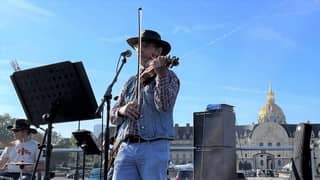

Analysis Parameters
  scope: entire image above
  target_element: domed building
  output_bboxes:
[135,85,320,178]
[258,85,286,124]
[236,86,320,176]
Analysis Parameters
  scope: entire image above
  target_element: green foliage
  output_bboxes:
[70,135,78,147]
[0,114,15,147]
[32,132,44,143]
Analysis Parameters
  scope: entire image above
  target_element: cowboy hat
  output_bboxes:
[127,30,171,56]
[7,119,37,134]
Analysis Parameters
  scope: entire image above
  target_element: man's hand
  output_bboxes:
[118,101,140,120]
[151,56,168,78]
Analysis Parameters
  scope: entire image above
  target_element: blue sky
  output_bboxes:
[0,0,319,138]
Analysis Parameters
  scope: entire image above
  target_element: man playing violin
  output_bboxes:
[110,30,180,180]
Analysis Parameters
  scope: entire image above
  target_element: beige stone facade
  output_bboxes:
[170,123,193,164]
[235,87,320,176]
[170,86,320,177]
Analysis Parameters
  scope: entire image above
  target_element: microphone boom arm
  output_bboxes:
[96,56,127,115]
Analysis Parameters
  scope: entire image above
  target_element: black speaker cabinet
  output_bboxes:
[193,105,235,147]
[290,123,312,180]
[194,147,236,180]
[193,104,236,180]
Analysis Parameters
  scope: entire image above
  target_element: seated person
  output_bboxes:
[0,119,44,180]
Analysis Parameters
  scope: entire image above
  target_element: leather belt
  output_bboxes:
[125,136,165,144]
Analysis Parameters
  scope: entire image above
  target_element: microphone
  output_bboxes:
[120,50,132,58]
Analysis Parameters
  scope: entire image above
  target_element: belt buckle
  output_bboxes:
[134,136,141,143]
[126,136,141,144]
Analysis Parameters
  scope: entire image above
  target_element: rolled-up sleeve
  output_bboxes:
[110,78,134,126]
[110,95,125,126]
[154,70,180,112]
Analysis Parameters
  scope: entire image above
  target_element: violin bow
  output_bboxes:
[136,7,143,106]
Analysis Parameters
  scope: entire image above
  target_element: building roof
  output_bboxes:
[234,123,320,138]
[281,124,320,137]
[175,124,193,140]
[235,125,256,137]
[280,124,297,137]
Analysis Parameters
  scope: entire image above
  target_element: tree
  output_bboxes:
[0,114,15,148]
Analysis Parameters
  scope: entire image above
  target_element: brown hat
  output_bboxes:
[127,30,171,56]
[7,119,37,134]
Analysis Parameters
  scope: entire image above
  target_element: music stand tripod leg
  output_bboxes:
[82,152,85,180]
[31,127,47,180]
[42,102,60,180]
[19,164,24,180]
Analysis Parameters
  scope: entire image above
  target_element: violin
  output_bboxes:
[140,56,179,85]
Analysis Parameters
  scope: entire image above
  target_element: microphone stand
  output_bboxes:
[96,55,127,180]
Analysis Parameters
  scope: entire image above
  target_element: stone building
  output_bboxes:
[170,123,193,164]
[169,86,320,177]
[235,86,320,175]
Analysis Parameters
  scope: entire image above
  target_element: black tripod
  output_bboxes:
[72,130,101,180]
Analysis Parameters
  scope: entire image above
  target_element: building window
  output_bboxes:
[278,160,281,166]
[278,154,281,157]
[245,153,247,157]
[259,142,263,146]
[260,160,264,166]
[268,142,272,146]
[277,142,280,146]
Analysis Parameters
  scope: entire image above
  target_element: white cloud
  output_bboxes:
[173,26,192,34]
[180,23,247,58]
[0,0,55,27]
[6,0,54,17]
[193,24,228,31]
[173,24,227,35]
[249,26,297,48]
[207,23,247,46]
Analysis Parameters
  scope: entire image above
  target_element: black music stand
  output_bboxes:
[10,61,100,180]
[73,130,101,180]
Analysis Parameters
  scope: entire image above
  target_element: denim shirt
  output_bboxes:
[111,70,179,141]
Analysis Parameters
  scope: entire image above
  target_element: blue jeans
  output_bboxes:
[112,139,170,180]
[0,172,31,180]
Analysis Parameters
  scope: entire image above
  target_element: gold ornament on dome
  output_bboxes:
[258,85,286,124]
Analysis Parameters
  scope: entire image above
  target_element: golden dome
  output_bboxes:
[258,85,286,124]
